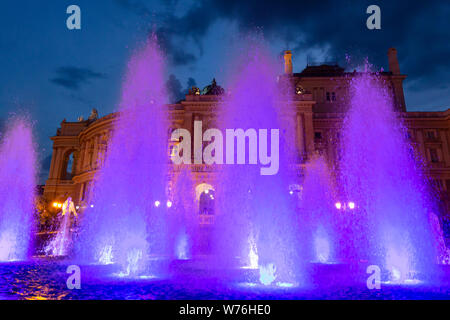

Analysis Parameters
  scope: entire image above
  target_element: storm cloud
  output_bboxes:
[119,0,450,90]
[50,67,106,90]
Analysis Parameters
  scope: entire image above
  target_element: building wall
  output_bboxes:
[43,103,450,219]
[43,93,315,214]
[292,74,406,113]
[43,49,450,218]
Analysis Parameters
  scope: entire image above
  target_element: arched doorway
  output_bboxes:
[199,189,215,215]
[195,183,215,218]
[194,183,215,255]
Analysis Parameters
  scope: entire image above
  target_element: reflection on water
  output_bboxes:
[0,261,449,300]
[0,262,70,300]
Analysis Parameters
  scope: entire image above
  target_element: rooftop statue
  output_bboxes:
[88,108,99,121]
[188,86,200,95]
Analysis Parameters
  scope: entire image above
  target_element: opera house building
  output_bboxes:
[43,49,450,221]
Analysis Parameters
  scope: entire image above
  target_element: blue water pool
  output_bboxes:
[0,260,449,300]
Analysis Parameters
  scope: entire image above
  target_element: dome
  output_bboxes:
[201,78,225,95]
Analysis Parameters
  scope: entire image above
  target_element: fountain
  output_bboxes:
[0,41,448,299]
[168,167,197,260]
[299,156,337,264]
[429,210,450,264]
[339,66,439,281]
[0,117,36,261]
[45,197,77,257]
[75,36,171,276]
[213,41,306,286]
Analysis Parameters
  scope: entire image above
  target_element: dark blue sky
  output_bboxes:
[0,0,449,182]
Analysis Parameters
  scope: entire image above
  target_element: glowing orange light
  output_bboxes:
[335,202,342,210]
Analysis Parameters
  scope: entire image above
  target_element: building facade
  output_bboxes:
[43,48,450,220]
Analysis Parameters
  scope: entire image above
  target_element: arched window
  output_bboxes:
[61,150,75,180]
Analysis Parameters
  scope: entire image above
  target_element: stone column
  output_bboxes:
[184,112,193,162]
[296,113,305,161]
[437,148,444,163]
[79,183,85,202]
[416,130,426,161]
[72,150,80,175]
[83,139,90,170]
[97,135,104,167]
[326,130,334,161]
[48,148,57,179]
[77,143,84,173]
[92,135,100,169]
[193,114,203,164]
[99,146,106,167]
[303,111,315,157]
[48,147,62,180]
